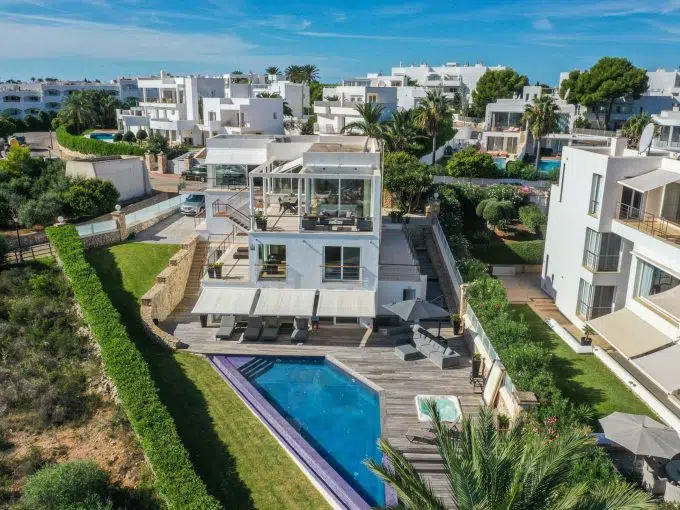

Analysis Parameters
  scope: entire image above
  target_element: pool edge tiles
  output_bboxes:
[208,355,375,510]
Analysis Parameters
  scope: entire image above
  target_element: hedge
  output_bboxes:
[46,225,220,510]
[56,127,145,157]
[471,239,545,265]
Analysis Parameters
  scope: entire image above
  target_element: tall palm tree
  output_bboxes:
[341,102,385,139]
[367,404,654,510]
[381,109,425,152]
[285,65,304,83]
[413,88,453,165]
[57,93,95,133]
[522,94,560,166]
[265,66,280,76]
[300,64,320,83]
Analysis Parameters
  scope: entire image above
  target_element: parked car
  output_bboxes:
[180,194,205,216]
[181,165,207,182]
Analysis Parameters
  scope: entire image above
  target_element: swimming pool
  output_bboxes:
[89,133,114,142]
[494,157,507,169]
[538,159,561,173]
[240,356,384,506]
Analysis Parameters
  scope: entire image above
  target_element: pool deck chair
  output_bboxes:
[244,316,263,342]
[216,315,236,340]
[261,318,280,342]
[406,417,461,444]
[481,360,505,408]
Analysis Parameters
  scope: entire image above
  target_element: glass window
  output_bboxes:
[258,244,286,279]
[215,164,247,187]
[635,260,680,299]
[577,279,615,319]
[323,246,361,281]
[312,179,371,219]
[583,228,621,272]
[589,174,603,215]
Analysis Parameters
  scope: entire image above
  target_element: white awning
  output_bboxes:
[253,288,316,316]
[191,287,258,315]
[635,344,680,394]
[204,148,267,166]
[316,290,376,318]
[618,169,680,193]
[644,286,680,322]
[589,307,675,358]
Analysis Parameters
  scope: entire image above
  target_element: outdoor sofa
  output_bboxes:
[395,326,460,369]
[216,315,236,340]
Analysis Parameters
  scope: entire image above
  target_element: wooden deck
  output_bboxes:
[161,310,480,508]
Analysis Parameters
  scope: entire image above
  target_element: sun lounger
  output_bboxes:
[406,418,460,444]
[291,317,308,343]
[261,318,280,342]
[244,316,263,341]
[216,315,236,340]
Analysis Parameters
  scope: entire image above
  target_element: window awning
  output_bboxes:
[588,307,675,358]
[191,287,258,315]
[644,285,680,323]
[617,169,680,193]
[316,290,376,318]
[253,288,316,316]
[204,148,267,166]
[635,344,680,394]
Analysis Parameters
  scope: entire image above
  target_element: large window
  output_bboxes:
[215,164,247,187]
[577,279,615,320]
[619,186,643,219]
[258,244,286,279]
[582,228,622,272]
[323,246,361,281]
[312,178,371,218]
[635,260,680,299]
[589,174,603,215]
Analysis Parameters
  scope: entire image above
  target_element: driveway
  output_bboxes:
[135,213,196,244]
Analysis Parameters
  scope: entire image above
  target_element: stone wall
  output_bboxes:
[140,235,199,349]
[81,229,122,249]
[5,231,48,250]
[127,208,179,236]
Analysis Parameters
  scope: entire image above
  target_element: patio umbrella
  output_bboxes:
[383,298,450,336]
[599,412,680,459]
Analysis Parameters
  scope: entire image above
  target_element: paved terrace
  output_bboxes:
[161,311,479,508]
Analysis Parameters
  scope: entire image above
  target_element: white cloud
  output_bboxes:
[255,15,312,30]
[533,18,553,30]
[297,31,469,44]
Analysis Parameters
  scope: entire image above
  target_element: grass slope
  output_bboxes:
[512,304,652,419]
[86,242,328,510]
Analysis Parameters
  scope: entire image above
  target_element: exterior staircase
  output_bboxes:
[175,241,209,313]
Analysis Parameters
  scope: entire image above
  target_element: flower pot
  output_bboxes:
[207,266,216,278]
[453,320,461,335]
[214,265,222,279]
[580,337,592,346]
[472,358,482,378]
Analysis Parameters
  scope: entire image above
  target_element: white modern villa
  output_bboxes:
[653,109,680,152]
[314,86,397,134]
[187,134,426,328]
[1,78,139,119]
[248,74,310,118]
[542,138,680,401]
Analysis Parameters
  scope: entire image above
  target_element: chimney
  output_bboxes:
[610,137,627,157]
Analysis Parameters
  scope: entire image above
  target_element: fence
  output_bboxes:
[76,219,117,237]
[126,195,186,226]
[3,243,54,264]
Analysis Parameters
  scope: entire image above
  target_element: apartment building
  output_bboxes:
[542,138,680,400]
[652,109,680,152]
[187,134,427,327]
[482,86,576,156]
[1,78,139,119]
[249,74,310,118]
[314,86,397,134]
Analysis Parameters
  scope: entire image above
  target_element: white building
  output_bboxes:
[314,86,397,134]
[542,138,680,400]
[188,134,427,327]
[249,74,310,118]
[1,78,140,120]
[66,156,152,201]
[652,109,680,152]
[482,86,576,156]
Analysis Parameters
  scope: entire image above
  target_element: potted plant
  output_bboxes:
[472,353,482,378]
[497,414,510,431]
[451,313,461,334]
[388,210,399,223]
[214,262,223,279]
[255,211,267,231]
[581,324,595,346]
[207,263,216,278]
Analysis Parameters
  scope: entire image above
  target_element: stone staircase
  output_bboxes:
[175,241,209,313]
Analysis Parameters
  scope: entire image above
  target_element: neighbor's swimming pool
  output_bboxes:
[494,157,507,169]
[89,133,114,142]
[537,159,561,173]
[240,356,384,506]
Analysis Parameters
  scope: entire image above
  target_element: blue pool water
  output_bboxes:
[90,133,114,141]
[494,157,507,169]
[241,357,384,506]
[537,159,561,173]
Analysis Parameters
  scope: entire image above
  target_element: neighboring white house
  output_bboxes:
[652,109,680,152]
[0,78,140,120]
[542,138,680,399]
[482,86,577,156]
[249,74,310,118]
[65,156,152,202]
[187,134,427,327]
[314,86,397,134]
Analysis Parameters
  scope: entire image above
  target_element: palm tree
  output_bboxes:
[57,93,95,133]
[256,92,281,98]
[522,94,560,166]
[265,66,280,76]
[367,404,653,510]
[413,88,453,165]
[621,113,653,148]
[382,109,425,152]
[300,64,320,83]
[341,102,385,139]
[285,65,304,83]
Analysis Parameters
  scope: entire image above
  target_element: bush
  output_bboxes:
[56,127,145,157]
[471,239,545,265]
[518,204,546,234]
[21,460,110,510]
[446,147,502,178]
[61,178,119,220]
[18,191,63,227]
[135,129,148,143]
[505,160,540,180]
[122,131,136,143]
[476,198,515,230]
[112,132,123,142]
[457,257,488,282]
[45,226,220,509]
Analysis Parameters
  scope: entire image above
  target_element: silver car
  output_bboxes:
[180,194,205,216]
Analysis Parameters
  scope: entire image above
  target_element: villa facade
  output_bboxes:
[314,86,397,134]
[542,138,680,401]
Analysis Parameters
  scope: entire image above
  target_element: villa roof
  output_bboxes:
[204,148,267,165]
[618,169,680,193]
[308,143,364,153]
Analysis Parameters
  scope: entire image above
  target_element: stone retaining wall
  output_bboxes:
[127,208,179,236]
[140,235,199,349]
[81,229,122,249]
[5,231,48,250]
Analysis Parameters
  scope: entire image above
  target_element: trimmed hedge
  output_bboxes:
[46,225,220,510]
[56,127,145,157]
[471,239,545,265]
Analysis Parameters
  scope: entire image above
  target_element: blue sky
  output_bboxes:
[2,0,680,85]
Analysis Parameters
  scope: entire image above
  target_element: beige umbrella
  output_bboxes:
[599,412,680,459]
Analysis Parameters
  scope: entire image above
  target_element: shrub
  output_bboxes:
[122,131,136,143]
[476,198,515,230]
[518,204,546,234]
[112,132,123,142]
[21,460,110,510]
[485,184,528,207]
[471,239,545,265]
[146,133,169,154]
[446,147,502,178]
[18,191,63,227]
[61,178,119,220]
[56,127,145,157]
[505,160,541,180]
[45,226,220,509]
[457,257,488,282]
[135,129,148,143]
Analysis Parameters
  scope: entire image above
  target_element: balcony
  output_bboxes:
[140,97,178,106]
[2,96,20,103]
[614,202,680,247]
[256,263,287,280]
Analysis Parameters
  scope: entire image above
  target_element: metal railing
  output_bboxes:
[572,127,619,138]
[320,264,362,282]
[179,176,247,191]
[615,201,678,245]
[431,218,463,301]
[255,263,287,279]
[654,138,680,149]
[213,198,251,229]
[76,219,117,237]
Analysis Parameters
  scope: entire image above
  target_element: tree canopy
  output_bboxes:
[522,95,560,165]
[0,117,16,140]
[383,152,433,213]
[446,147,499,178]
[414,88,454,165]
[471,68,529,117]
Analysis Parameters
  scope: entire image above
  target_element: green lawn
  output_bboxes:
[511,304,653,419]
[471,239,545,265]
[86,242,328,510]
